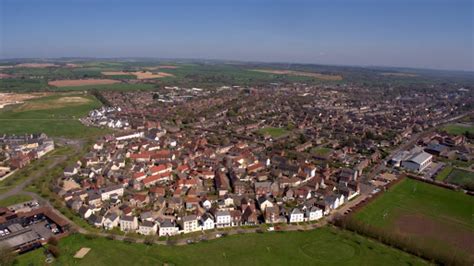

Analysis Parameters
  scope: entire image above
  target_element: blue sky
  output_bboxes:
[1,0,472,70]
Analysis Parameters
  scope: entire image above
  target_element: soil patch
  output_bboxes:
[395,213,474,257]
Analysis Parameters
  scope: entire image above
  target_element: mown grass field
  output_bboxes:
[0,194,32,207]
[16,227,426,266]
[0,93,109,138]
[352,178,474,262]
[434,165,453,181]
[446,168,474,186]
[258,127,289,138]
[441,123,474,135]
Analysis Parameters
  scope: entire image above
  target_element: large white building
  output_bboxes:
[402,151,432,172]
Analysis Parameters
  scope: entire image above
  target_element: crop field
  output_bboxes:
[252,69,343,80]
[0,61,348,91]
[102,71,174,79]
[16,227,426,266]
[55,83,157,91]
[48,79,121,87]
[258,127,289,138]
[352,178,474,263]
[0,93,109,138]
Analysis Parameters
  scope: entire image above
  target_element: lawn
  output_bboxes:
[446,169,474,187]
[0,194,32,207]
[0,93,110,138]
[311,147,333,156]
[434,165,453,181]
[441,123,474,135]
[16,227,426,266]
[352,178,474,263]
[258,127,289,138]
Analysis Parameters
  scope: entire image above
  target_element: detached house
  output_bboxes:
[103,213,119,230]
[120,215,138,232]
[215,210,232,228]
[200,213,215,231]
[138,220,158,235]
[289,208,304,223]
[306,207,323,221]
[181,215,199,233]
[159,220,179,237]
[100,184,124,201]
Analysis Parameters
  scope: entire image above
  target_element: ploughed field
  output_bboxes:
[351,178,474,263]
[0,93,108,138]
[17,227,426,266]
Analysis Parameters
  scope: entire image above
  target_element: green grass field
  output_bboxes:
[352,178,474,262]
[16,227,426,266]
[258,127,289,138]
[0,93,109,138]
[434,165,453,181]
[1,62,332,92]
[0,194,32,207]
[441,123,474,135]
[0,146,72,194]
[53,83,155,91]
[446,169,474,186]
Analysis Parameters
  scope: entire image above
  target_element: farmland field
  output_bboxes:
[16,227,426,266]
[352,178,474,263]
[53,83,156,91]
[258,127,289,138]
[102,71,174,79]
[48,79,121,87]
[0,93,109,138]
[252,69,343,80]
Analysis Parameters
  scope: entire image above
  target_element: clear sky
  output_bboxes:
[1,0,473,71]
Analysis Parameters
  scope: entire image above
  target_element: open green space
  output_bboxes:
[434,165,453,181]
[0,93,110,138]
[53,83,155,91]
[0,146,72,194]
[441,123,474,136]
[446,168,474,187]
[352,178,474,263]
[258,127,289,138]
[16,227,426,266]
[0,194,32,207]
[311,147,333,156]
